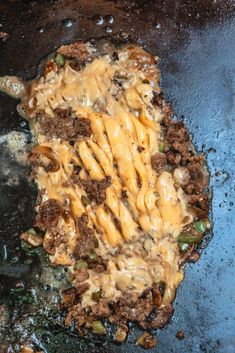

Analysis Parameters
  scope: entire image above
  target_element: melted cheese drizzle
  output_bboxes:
[26,44,193,306]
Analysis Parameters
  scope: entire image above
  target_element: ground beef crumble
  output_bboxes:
[184,161,207,194]
[151,152,167,174]
[73,214,108,273]
[90,301,111,318]
[149,304,174,329]
[87,256,108,272]
[73,213,96,259]
[35,199,63,230]
[57,41,90,62]
[63,287,174,336]
[166,150,182,166]
[72,175,111,205]
[38,108,92,140]
[151,92,209,215]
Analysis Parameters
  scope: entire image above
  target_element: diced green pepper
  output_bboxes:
[92,320,106,334]
[81,195,90,206]
[59,122,66,128]
[178,242,190,252]
[91,289,102,301]
[193,220,206,233]
[87,251,97,261]
[21,240,32,251]
[159,142,164,153]
[93,238,99,248]
[178,232,203,244]
[74,260,88,270]
[28,228,37,235]
[55,53,65,67]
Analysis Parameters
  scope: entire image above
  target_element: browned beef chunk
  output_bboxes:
[63,275,89,305]
[35,199,63,230]
[76,213,93,234]
[75,269,89,283]
[72,176,111,205]
[160,111,173,127]
[179,245,200,266]
[74,214,107,271]
[61,287,79,306]
[57,42,90,62]
[63,286,173,334]
[137,146,145,152]
[152,282,165,307]
[42,225,69,255]
[121,190,128,199]
[75,282,90,296]
[163,119,191,163]
[187,251,200,263]
[90,302,111,318]
[39,109,92,141]
[64,303,86,327]
[166,151,182,166]
[187,193,209,211]
[188,154,205,164]
[73,213,96,259]
[119,292,139,306]
[149,303,173,329]
[166,122,189,144]
[129,294,154,328]
[87,256,108,272]
[152,91,173,122]
[184,162,207,194]
[161,114,208,211]
[171,141,190,156]
[151,152,166,174]
[109,291,154,329]
[151,91,164,107]
[50,229,66,248]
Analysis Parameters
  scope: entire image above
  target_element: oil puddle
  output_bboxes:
[91,14,115,34]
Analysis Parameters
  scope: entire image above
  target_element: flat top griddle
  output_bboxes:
[0,1,234,352]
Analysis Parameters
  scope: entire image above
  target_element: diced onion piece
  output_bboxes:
[20,229,42,247]
[92,321,106,335]
[136,332,157,349]
[31,145,60,172]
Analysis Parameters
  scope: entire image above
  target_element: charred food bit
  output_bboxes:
[176,330,185,340]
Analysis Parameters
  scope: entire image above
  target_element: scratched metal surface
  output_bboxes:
[0,1,234,352]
